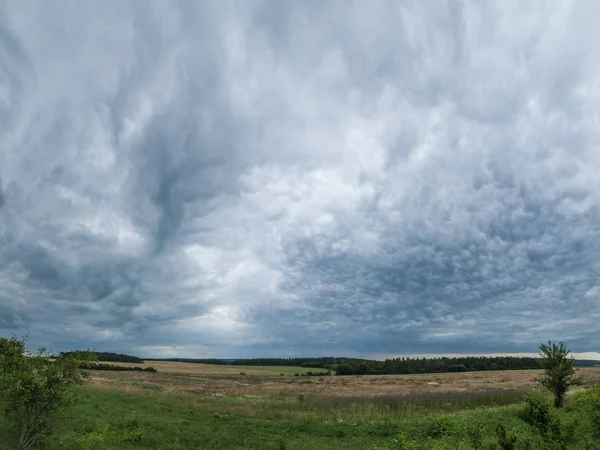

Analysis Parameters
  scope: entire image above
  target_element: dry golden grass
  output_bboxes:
[88,365,600,399]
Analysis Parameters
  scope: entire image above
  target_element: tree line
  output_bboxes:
[78,362,157,373]
[59,351,143,363]
[147,355,542,374]
[214,355,541,375]
[335,355,541,375]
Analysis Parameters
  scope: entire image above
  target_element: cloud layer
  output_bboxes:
[2,0,600,357]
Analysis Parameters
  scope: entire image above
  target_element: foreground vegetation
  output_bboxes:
[2,383,600,449]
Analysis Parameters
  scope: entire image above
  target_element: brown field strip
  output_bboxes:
[88,366,600,398]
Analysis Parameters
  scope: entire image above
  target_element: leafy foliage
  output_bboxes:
[495,422,518,450]
[78,362,157,372]
[59,351,143,363]
[518,391,552,433]
[0,336,94,449]
[583,387,600,440]
[538,341,582,408]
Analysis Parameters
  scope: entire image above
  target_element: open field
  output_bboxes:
[89,366,600,398]
[3,385,534,449]
[3,368,600,448]
[101,360,331,375]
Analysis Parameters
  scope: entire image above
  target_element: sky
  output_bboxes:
[1,1,600,360]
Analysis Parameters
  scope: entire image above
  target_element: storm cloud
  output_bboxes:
[2,0,600,358]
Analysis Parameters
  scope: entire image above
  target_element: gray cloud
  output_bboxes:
[1,0,600,358]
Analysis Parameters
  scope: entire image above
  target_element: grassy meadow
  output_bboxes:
[2,364,600,449]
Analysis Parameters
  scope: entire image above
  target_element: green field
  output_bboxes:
[2,382,600,449]
[0,387,527,449]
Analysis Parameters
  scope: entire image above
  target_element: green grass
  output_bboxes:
[28,388,409,449]
[299,389,528,415]
[231,365,333,375]
[2,385,600,449]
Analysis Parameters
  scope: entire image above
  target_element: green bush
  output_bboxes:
[66,419,145,449]
[495,422,517,450]
[517,390,579,449]
[546,415,577,450]
[518,391,552,433]
[579,386,600,439]
[0,336,94,449]
[462,413,486,448]
[426,414,453,438]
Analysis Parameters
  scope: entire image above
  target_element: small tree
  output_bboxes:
[0,336,94,449]
[538,341,581,408]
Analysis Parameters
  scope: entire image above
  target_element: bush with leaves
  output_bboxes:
[588,389,600,440]
[495,422,518,450]
[426,414,453,439]
[538,341,581,408]
[518,391,552,434]
[547,415,577,450]
[0,336,95,449]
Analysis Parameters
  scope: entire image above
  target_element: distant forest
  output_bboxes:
[78,362,157,373]
[235,356,542,375]
[60,351,144,364]
[575,360,600,368]
[145,356,543,375]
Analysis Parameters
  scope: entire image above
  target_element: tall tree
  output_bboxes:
[538,341,581,408]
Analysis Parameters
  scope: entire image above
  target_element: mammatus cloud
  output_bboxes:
[1,0,600,358]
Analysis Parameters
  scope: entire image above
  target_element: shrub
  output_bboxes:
[518,390,578,449]
[67,419,145,448]
[0,336,94,449]
[518,391,552,433]
[462,413,485,448]
[576,385,600,439]
[495,422,517,450]
[591,403,600,440]
[426,414,453,438]
[547,415,577,450]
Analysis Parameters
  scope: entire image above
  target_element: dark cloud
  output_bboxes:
[1,0,600,358]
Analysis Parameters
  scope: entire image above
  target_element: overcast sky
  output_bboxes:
[2,1,600,359]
